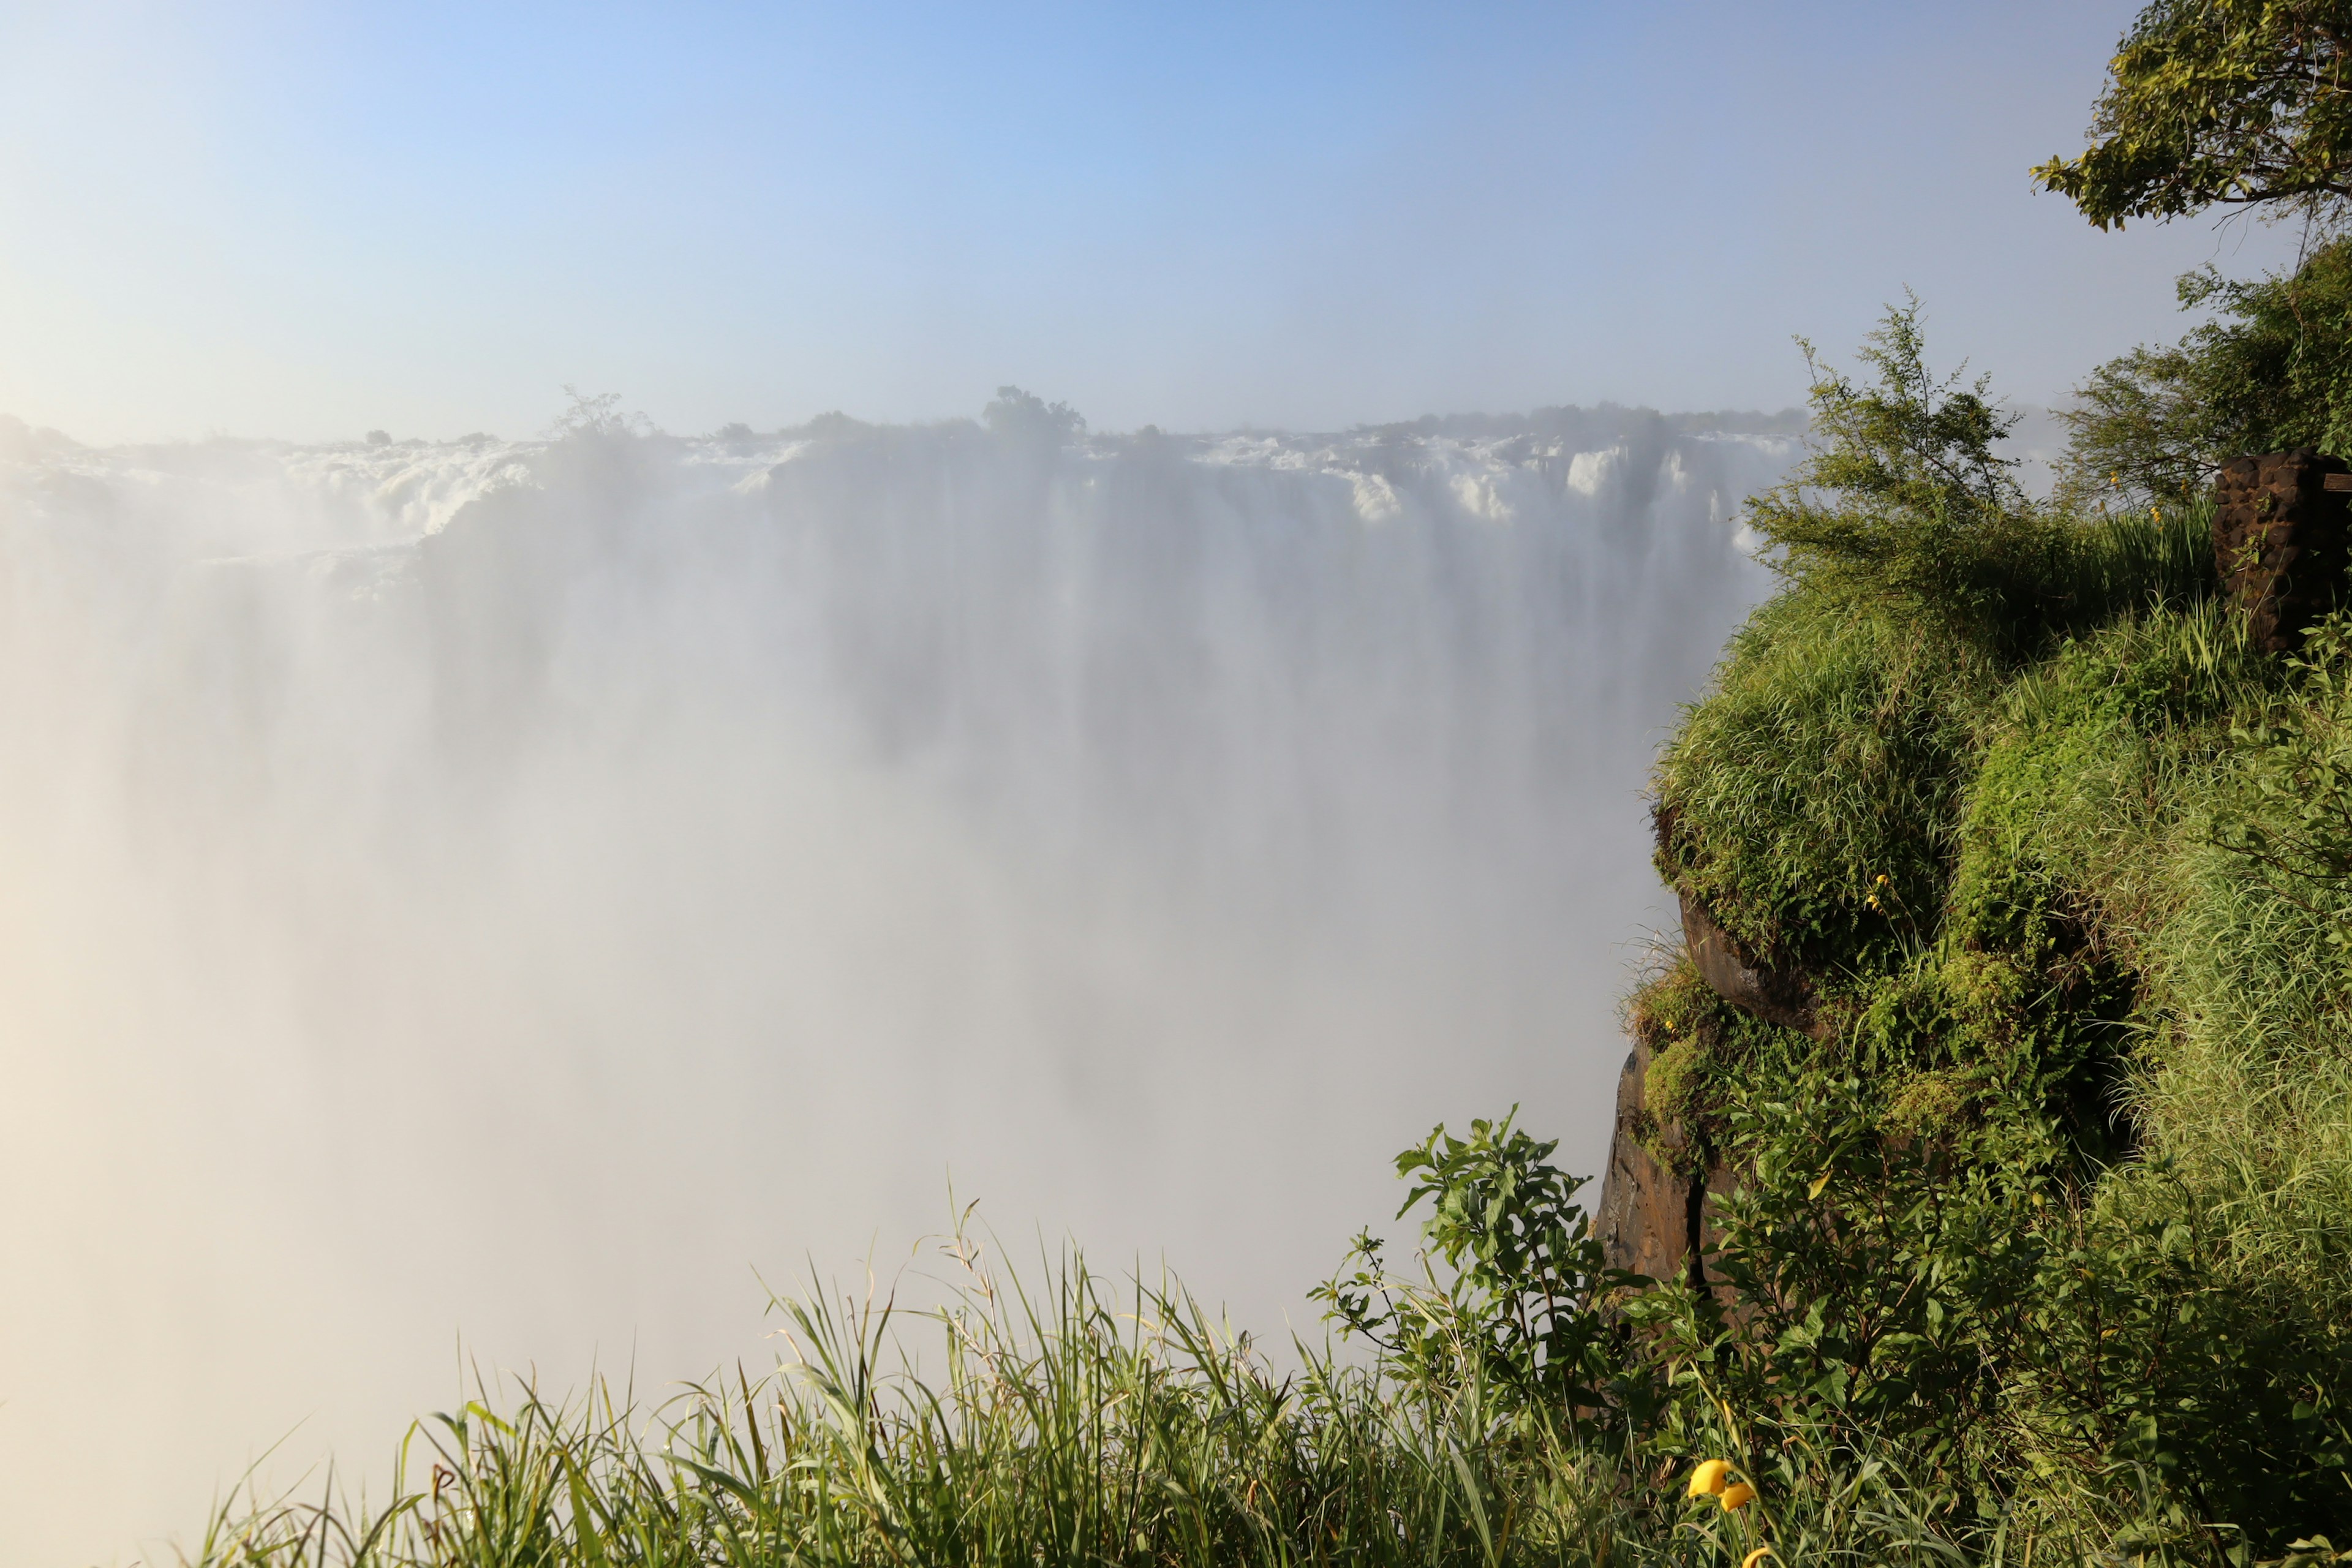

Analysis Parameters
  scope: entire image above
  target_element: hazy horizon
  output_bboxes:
[0,1,2312,447]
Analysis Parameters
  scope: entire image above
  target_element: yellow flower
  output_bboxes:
[1686,1458,1732,1498]
[1743,1551,1776,1568]
[1721,1480,1757,1511]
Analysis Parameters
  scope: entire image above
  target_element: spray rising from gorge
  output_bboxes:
[0,395,1791,1562]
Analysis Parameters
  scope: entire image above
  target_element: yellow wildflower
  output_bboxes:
[1721,1480,1757,1511]
[1686,1458,1732,1498]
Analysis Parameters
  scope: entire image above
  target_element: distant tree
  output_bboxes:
[982,386,1085,443]
[2036,0,2352,228]
[549,387,652,440]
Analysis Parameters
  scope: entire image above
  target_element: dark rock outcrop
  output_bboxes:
[1678,889,1821,1037]
[1596,1039,1734,1294]
[1597,888,1822,1289]
[2214,450,2352,654]
[1595,1041,1696,1284]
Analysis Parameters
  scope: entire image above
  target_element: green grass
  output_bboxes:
[1638,491,2352,1554]
[186,1224,2118,1568]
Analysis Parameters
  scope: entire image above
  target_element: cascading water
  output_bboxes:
[0,396,1792,1563]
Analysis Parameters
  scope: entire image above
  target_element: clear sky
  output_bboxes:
[0,1,2310,443]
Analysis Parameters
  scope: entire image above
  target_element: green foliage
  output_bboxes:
[1653,593,1989,971]
[1651,504,2217,1028]
[1644,318,2352,1544]
[1314,1108,1637,1426]
[2060,241,2352,502]
[2035,0,2352,228]
[1747,301,2078,649]
[188,1214,2038,1568]
[1761,302,2026,532]
[1624,960,1794,1174]
[2220,613,2352,913]
[197,1235,1615,1568]
[1674,1077,2045,1496]
[1643,1035,1714,1144]
[1679,1078,2352,1553]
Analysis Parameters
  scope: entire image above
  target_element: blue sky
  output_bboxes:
[0,1,2309,442]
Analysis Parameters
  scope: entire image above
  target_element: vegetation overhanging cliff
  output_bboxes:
[1595,296,2352,1554]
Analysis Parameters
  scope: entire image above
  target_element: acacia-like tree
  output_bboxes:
[2037,0,2352,227]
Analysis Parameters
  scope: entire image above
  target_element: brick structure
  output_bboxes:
[2212,449,2352,654]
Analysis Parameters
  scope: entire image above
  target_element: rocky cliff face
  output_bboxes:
[1593,1038,1688,1284]
[1594,892,1774,1288]
[1593,1038,1737,1291]
[1600,451,2352,1287]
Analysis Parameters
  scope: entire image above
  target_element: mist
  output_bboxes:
[0,395,1789,1564]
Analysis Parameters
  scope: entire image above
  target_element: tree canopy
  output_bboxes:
[2037,0,2352,228]
[2059,238,2352,498]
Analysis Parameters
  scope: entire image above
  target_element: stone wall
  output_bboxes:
[2214,448,2352,654]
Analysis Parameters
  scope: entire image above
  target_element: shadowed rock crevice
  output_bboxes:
[1595,1035,1735,1294]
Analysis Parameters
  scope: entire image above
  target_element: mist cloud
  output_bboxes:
[0,402,1787,1563]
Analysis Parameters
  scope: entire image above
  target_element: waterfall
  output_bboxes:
[0,399,1790,1561]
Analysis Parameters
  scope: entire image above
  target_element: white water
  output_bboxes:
[0,396,1789,1564]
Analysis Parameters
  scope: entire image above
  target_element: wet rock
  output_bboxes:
[2213,449,2352,654]
[1595,1041,1693,1284]
[1679,889,1820,1036]
[1596,1040,1737,1295]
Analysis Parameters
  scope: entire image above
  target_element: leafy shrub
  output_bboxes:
[1624,959,1793,1172]
[1747,300,2062,644]
[1314,1109,1641,1431]
[1691,1076,2352,1553]
[2220,614,2352,922]
[1657,310,2218,987]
